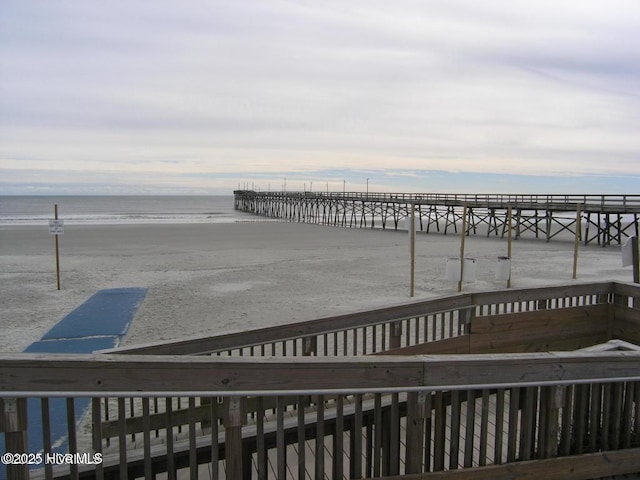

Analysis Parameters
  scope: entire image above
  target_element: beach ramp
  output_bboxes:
[0,288,147,479]
[40,287,148,340]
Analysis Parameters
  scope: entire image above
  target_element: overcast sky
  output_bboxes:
[1,1,639,195]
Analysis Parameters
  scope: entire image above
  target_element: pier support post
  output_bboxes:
[458,205,468,293]
[573,204,582,279]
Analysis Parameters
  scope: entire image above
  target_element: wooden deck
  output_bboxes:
[3,281,640,479]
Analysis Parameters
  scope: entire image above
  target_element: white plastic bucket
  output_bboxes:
[445,257,461,281]
[462,257,477,282]
[496,256,511,280]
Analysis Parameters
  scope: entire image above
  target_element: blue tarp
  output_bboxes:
[0,287,147,479]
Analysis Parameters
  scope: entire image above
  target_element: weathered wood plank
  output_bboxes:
[613,281,640,299]
[376,335,470,355]
[422,352,640,388]
[471,282,613,307]
[0,355,425,393]
[469,305,610,353]
[471,333,610,354]
[470,305,609,335]
[613,304,640,344]
[370,447,640,479]
[4,352,640,393]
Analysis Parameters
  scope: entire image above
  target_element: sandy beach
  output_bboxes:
[0,220,633,353]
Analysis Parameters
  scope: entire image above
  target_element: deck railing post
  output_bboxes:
[224,396,247,480]
[303,336,317,356]
[1,397,28,480]
[460,306,475,338]
[390,321,402,349]
[405,391,426,473]
[542,385,564,459]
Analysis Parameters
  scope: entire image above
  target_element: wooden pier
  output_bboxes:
[233,191,640,246]
[3,282,640,479]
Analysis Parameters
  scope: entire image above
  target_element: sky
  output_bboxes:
[1,0,639,195]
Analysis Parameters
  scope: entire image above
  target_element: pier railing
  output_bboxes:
[234,191,640,245]
[235,191,640,212]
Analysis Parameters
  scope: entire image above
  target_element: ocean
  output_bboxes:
[0,195,256,226]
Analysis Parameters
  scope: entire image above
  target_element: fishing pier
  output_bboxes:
[234,191,640,246]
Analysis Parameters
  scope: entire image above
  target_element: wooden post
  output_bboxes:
[632,236,639,284]
[507,207,513,288]
[54,204,61,290]
[303,337,316,356]
[223,396,246,479]
[1,397,28,480]
[410,203,416,297]
[543,385,564,458]
[390,321,402,350]
[573,204,582,279]
[458,205,468,292]
[405,391,426,473]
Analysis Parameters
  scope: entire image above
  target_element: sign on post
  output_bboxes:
[49,219,64,235]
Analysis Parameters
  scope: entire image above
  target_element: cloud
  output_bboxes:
[1,0,639,194]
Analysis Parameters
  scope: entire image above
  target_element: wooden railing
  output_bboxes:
[234,191,640,213]
[3,282,640,479]
[3,352,640,479]
[108,282,619,357]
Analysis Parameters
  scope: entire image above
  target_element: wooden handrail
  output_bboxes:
[105,282,617,356]
[3,351,640,395]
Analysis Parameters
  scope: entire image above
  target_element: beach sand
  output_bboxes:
[0,221,633,352]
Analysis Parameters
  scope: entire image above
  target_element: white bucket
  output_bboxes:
[462,257,477,282]
[445,257,461,281]
[496,256,511,280]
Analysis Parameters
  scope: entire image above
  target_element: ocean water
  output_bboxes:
[0,195,258,226]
